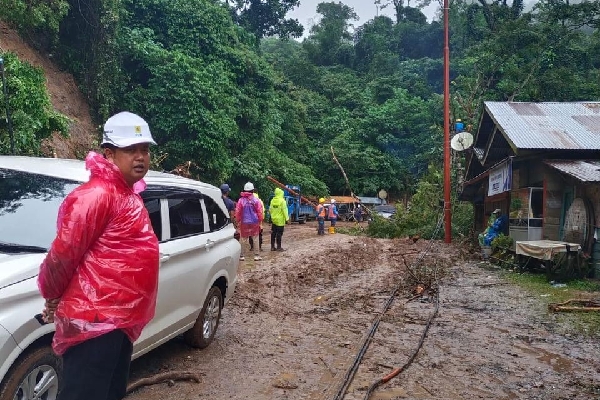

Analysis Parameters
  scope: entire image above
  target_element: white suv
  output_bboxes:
[0,156,240,400]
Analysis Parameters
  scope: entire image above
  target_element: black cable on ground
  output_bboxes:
[362,283,440,400]
[330,212,445,400]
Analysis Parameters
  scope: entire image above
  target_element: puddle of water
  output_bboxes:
[513,344,574,373]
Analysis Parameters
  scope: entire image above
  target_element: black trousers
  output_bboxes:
[59,329,133,400]
[248,228,263,250]
[271,224,284,249]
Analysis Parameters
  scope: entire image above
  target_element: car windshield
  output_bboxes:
[0,169,79,250]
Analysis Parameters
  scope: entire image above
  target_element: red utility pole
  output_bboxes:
[443,0,452,243]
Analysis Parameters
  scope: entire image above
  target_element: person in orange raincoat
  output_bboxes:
[37,112,160,400]
[315,197,326,235]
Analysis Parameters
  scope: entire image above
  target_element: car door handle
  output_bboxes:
[160,253,171,262]
[205,239,216,250]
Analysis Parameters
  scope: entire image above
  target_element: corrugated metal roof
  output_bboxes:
[544,160,600,182]
[485,102,600,150]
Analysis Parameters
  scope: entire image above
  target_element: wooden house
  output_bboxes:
[459,102,600,275]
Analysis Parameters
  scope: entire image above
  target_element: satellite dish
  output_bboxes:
[378,189,388,199]
[450,131,474,151]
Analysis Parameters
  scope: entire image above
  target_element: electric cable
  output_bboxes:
[330,211,445,400]
[363,273,441,399]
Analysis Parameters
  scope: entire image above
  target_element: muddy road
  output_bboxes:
[127,222,600,400]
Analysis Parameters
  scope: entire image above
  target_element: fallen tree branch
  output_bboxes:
[330,146,356,199]
[475,282,509,287]
[126,371,202,394]
[548,299,600,313]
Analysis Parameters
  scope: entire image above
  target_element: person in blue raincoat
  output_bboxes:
[328,199,339,229]
[478,209,507,246]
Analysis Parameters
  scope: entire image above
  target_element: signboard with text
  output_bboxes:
[488,159,512,196]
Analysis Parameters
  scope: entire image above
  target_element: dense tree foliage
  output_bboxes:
[1,0,599,208]
[225,0,304,41]
[0,0,68,35]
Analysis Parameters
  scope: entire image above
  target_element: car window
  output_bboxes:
[143,198,162,240]
[0,169,78,249]
[168,198,205,238]
[204,194,229,232]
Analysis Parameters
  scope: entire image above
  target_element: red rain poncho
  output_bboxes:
[38,152,160,355]
[235,191,263,238]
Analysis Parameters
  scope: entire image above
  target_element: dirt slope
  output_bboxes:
[0,20,95,158]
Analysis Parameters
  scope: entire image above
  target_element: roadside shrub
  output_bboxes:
[490,233,515,268]
[366,164,474,240]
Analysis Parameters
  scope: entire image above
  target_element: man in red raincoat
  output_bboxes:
[37,111,160,400]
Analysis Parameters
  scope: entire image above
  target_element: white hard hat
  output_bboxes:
[102,111,157,148]
[331,199,336,203]
[243,182,255,191]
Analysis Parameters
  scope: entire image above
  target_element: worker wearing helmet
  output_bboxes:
[249,192,265,252]
[235,182,264,261]
[315,198,326,235]
[328,199,339,232]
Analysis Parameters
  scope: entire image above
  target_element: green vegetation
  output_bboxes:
[1,0,599,239]
[366,164,473,239]
[0,0,69,36]
[0,52,70,155]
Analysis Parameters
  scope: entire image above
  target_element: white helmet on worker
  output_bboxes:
[102,111,157,148]
[243,182,255,192]
[331,199,336,203]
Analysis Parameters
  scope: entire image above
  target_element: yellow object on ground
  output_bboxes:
[328,226,335,234]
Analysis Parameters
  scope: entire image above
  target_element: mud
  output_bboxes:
[127,222,600,400]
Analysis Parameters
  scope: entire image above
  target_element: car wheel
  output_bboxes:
[0,345,61,400]
[184,286,223,349]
